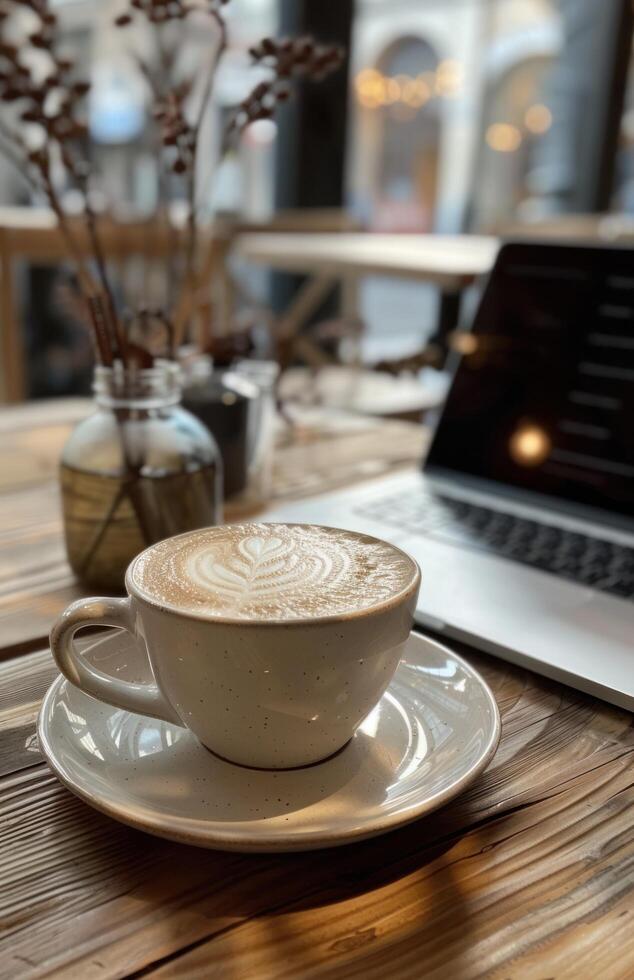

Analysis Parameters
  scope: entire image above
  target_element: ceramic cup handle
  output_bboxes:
[50,597,182,725]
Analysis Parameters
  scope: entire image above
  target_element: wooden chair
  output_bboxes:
[0,206,360,402]
[0,207,198,402]
[194,209,363,365]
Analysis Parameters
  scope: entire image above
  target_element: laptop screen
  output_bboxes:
[426,242,634,522]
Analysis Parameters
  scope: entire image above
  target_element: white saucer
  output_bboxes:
[38,630,500,852]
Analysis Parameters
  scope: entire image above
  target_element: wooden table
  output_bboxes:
[1,400,633,979]
[235,232,499,358]
[0,207,235,405]
[0,205,358,405]
[0,207,191,404]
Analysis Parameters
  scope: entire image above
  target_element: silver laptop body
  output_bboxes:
[265,243,634,710]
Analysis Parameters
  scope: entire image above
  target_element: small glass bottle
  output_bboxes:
[60,360,222,591]
[233,359,280,504]
[182,354,258,499]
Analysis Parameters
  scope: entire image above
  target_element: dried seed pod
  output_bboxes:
[52,117,74,137]
[71,81,91,98]
[28,148,49,170]
[295,36,314,59]
[227,33,345,142]
[70,120,88,138]
[29,33,48,49]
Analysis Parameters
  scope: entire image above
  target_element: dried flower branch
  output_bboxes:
[0,0,345,368]
[115,0,231,345]
[0,0,122,362]
[226,36,345,145]
[186,10,228,288]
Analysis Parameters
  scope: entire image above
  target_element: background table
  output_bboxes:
[0,400,633,979]
[235,232,499,362]
[235,233,497,286]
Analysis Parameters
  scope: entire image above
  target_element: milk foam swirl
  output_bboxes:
[131,524,417,620]
[188,533,352,604]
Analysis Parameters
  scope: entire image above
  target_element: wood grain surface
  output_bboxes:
[0,400,632,979]
[0,646,633,979]
[0,401,426,651]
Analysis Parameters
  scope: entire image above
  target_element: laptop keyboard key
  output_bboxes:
[355,493,634,600]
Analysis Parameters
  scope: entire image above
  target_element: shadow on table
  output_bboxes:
[121,803,476,972]
[113,659,612,974]
[35,643,615,975]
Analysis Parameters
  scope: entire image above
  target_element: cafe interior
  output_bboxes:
[1,0,633,976]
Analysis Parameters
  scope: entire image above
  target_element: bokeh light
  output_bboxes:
[524,104,552,134]
[509,424,551,467]
[486,123,522,152]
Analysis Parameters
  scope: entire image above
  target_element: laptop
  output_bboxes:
[264,242,634,710]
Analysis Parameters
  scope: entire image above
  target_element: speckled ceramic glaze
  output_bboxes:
[38,630,500,852]
[49,524,420,769]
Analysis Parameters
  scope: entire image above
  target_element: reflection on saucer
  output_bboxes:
[39,631,500,852]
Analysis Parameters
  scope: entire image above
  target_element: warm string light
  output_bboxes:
[355,59,462,110]
[435,59,463,97]
[486,104,553,154]
[486,122,522,153]
[524,103,552,134]
[355,58,553,165]
[355,58,553,155]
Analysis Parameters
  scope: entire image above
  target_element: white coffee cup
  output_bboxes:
[50,523,420,769]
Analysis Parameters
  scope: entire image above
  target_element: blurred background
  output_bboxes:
[1,0,633,402]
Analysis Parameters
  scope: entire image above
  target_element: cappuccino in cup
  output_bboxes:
[132,523,416,620]
[51,524,420,769]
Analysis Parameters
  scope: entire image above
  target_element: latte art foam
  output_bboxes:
[131,524,417,620]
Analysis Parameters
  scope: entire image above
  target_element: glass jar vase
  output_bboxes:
[60,361,222,591]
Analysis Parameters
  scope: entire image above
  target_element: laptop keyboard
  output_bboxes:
[356,492,634,600]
